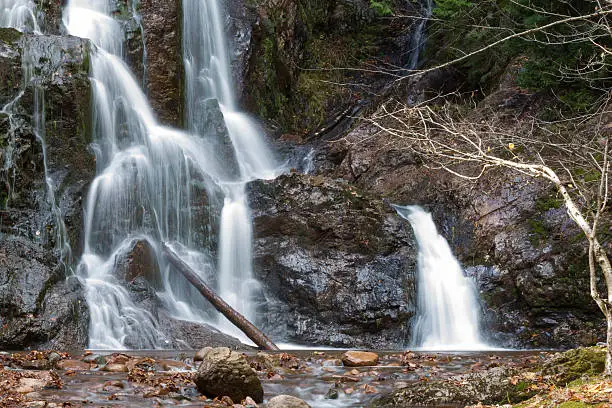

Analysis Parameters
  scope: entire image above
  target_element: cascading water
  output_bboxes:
[182,0,277,338]
[61,0,278,348]
[63,0,217,349]
[393,205,485,350]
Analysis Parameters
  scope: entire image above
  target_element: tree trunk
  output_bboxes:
[162,243,279,351]
[607,312,612,375]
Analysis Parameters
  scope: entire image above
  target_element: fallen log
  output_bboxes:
[162,243,279,351]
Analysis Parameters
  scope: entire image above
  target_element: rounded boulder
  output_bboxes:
[193,347,263,403]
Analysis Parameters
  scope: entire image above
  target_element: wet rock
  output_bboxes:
[326,388,339,399]
[0,240,88,350]
[82,353,106,365]
[24,401,46,408]
[158,359,187,371]
[160,313,248,350]
[103,363,129,373]
[47,352,61,366]
[35,0,63,34]
[267,395,311,408]
[115,239,163,289]
[193,347,264,403]
[342,351,379,367]
[249,173,417,348]
[243,396,258,407]
[13,371,56,394]
[56,359,90,371]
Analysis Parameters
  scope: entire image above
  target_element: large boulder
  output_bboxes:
[193,347,264,403]
[249,173,417,348]
[0,29,93,349]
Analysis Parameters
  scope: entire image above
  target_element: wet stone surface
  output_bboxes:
[0,349,550,407]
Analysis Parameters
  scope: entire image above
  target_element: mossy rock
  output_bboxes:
[542,346,606,384]
[0,28,22,44]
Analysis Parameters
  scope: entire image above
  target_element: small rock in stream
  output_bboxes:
[342,351,379,367]
[56,359,90,371]
[267,395,312,408]
[325,388,339,399]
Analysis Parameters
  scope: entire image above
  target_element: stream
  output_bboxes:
[14,349,550,407]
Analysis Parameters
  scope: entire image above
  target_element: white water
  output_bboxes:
[60,0,279,348]
[393,205,486,350]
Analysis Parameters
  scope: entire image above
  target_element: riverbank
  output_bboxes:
[1,346,605,407]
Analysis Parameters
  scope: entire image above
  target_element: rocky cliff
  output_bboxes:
[0,28,93,349]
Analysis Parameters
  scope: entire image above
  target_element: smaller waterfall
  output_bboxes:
[406,0,433,70]
[393,205,485,350]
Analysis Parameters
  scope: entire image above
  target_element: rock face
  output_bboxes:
[113,239,248,350]
[193,347,264,403]
[243,0,415,134]
[249,173,417,348]
[0,29,93,350]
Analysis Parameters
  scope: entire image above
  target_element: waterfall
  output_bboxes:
[0,0,40,33]
[393,205,485,350]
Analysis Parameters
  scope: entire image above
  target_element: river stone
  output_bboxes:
[55,360,90,371]
[342,351,379,367]
[267,395,312,408]
[193,347,263,403]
